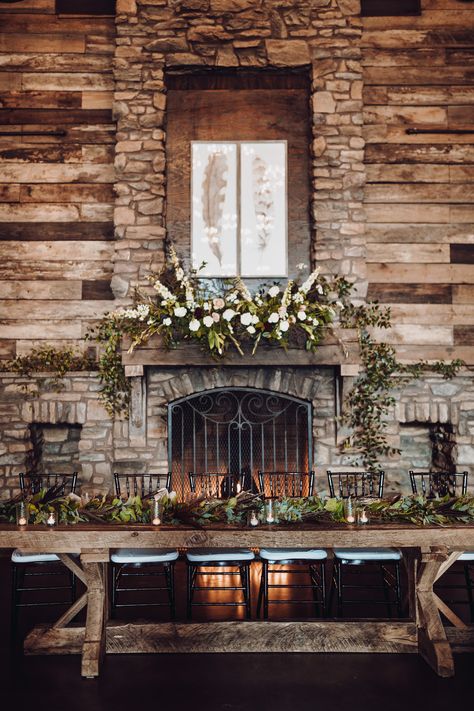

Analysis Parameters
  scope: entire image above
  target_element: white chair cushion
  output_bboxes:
[12,550,60,564]
[111,548,179,564]
[259,548,327,562]
[186,548,255,563]
[334,548,402,562]
[459,551,474,562]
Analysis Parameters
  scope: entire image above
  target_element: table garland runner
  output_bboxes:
[1,488,474,528]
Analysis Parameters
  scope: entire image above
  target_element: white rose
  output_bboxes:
[251,314,259,324]
[280,320,289,332]
[312,318,319,325]
[223,308,236,321]
[189,319,200,332]
[268,285,280,298]
[240,312,253,326]
[268,312,279,324]
[203,315,214,327]
[297,311,306,321]
[174,306,187,318]
[247,326,256,335]
[163,317,172,326]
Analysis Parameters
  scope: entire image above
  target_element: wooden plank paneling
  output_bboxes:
[367,244,449,263]
[367,284,452,304]
[450,244,474,264]
[368,264,474,284]
[0,222,114,241]
[454,326,474,345]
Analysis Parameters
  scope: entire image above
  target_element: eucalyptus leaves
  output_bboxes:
[2,488,474,529]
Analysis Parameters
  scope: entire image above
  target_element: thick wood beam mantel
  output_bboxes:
[121,329,360,368]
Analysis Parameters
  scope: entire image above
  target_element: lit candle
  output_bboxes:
[344,497,355,524]
[265,500,275,524]
[236,482,242,494]
[17,501,28,526]
[249,511,259,527]
[152,494,162,525]
[359,508,369,525]
[46,511,56,526]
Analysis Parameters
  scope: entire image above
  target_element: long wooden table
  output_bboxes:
[1,523,473,678]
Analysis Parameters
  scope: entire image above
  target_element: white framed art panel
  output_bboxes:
[191,142,238,277]
[240,141,288,278]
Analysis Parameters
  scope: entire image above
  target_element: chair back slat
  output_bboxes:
[188,472,241,499]
[113,472,171,499]
[409,470,468,498]
[19,472,78,496]
[327,470,384,499]
[257,471,315,498]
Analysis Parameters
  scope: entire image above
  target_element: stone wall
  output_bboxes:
[112,0,366,299]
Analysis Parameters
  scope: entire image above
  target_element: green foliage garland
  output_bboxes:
[1,488,474,528]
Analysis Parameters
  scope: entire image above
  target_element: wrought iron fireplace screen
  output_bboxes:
[168,387,312,500]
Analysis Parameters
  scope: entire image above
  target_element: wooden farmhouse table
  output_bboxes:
[1,523,474,679]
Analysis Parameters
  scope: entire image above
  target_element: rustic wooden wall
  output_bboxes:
[363,0,474,363]
[0,0,116,361]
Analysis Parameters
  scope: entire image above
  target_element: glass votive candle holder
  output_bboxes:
[264,499,276,524]
[356,507,369,525]
[344,497,355,524]
[16,501,28,526]
[46,510,56,526]
[151,496,163,526]
[247,510,259,527]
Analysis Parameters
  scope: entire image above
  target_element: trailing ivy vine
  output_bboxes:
[339,301,464,470]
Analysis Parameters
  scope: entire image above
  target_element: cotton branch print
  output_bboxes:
[201,151,228,266]
[252,155,274,252]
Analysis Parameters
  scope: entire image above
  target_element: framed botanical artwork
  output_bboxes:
[240,141,287,278]
[191,141,288,278]
[191,142,238,278]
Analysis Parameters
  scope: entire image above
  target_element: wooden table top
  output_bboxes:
[1,522,473,551]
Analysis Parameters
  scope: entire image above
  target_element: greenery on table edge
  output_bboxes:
[1,489,474,528]
[1,246,467,470]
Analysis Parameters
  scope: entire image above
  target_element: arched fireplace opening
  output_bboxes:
[168,388,312,500]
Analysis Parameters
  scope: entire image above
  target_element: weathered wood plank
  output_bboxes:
[367,283,452,304]
[366,164,451,183]
[0,34,85,54]
[25,621,419,656]
[20,184,114,203]
[1,164,115,183]
[1,15,115,34]
[0,53,112,72]
[0,91,82,109]
[364,86,474,106]
[365,223,474,244]
[363,11,474,30]
[0,300,116,320]
[365,185,474,204]
[0,241,113,261]
[365,126,474,145]
[82,91,113,109]
[361,29,474,49]
[365,204,450,223]
[453,285,474,304]
[0,204,113,222]
[362,48,446,67]
[368,263,474,284]
[0,321,82,340]
[451,244,474,264]
[388,305,474,326]
[0,340,16,359]
[0,73,21,91]
[0,280,82,300]
[364,66,474,86]
[0,0,54,12]
[454,326,474,346]
[0,222,114,241]
[364,106,447,126]
[392,345,474,364]
[81,280,114,300]
[0,109,113,125]
[446,627,474,653]
[0,184,20,202]
[21,73,114,91]
[0,263,111,280]
[367,243,449,263]
[370,325,453,346]
[365,143,474,164]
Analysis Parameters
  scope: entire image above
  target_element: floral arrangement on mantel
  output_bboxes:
[110,247,346,358]
[2,488,474,528]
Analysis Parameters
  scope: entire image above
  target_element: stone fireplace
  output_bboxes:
[0,0,473,500]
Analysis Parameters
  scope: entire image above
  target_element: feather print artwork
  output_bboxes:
[252,155,274,252]
[201,151,228,266]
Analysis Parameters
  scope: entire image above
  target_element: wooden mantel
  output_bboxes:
[121,329,360,369]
